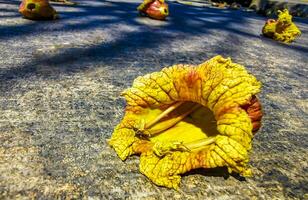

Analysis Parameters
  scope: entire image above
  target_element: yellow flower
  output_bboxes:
[108,55,262,189]
[262,9,301,43]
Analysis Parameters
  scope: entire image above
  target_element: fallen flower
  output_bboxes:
[137,0,169,20]
[109,55,262,189]
[262,9,301,43]
[19,0,58,20]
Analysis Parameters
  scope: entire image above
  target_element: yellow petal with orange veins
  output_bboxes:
[108,56,263,189]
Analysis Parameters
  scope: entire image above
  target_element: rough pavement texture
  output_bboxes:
[0,0,307,199]
[255,0,308,18]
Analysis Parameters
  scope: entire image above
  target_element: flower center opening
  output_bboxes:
[137,101,219,152]
[27,3,36,11]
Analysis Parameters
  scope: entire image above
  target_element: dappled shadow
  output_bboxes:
[0,14,20,18]
[0,0,260,39]
[0,0,306,94]
[0,0,19,5]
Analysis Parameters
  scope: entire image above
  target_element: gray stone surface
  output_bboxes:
[0,0,307,199]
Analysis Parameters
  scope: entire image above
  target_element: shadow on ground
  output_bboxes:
[1,0,306,93]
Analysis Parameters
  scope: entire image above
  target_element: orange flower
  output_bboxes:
[109,56,262,189]
[137,0,169,20]
[19,0,58,20]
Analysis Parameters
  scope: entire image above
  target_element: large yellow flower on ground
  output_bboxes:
[109,55,262,189]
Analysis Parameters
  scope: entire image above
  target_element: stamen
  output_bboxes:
[184,137,216,150]
[147,103,202,135]
[152,137,216,156]
[145,101,184,129]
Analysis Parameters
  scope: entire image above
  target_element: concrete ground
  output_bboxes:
[0,0,307,199]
